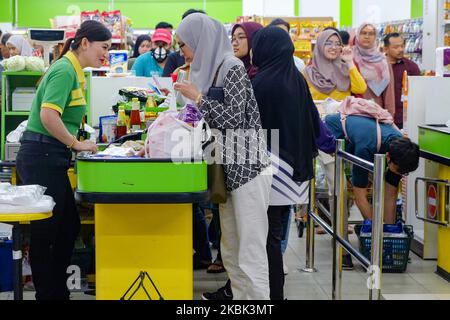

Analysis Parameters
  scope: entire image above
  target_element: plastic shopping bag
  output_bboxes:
[144,111,209,160]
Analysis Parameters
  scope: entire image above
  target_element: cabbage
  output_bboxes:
[25,56,45,72]
[2,55,26,71]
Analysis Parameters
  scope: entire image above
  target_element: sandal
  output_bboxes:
[194,260,212,270]
[207,260,226,274]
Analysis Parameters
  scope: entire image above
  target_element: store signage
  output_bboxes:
[427,183,438,220]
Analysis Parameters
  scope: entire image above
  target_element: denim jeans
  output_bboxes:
[193,204,212,266]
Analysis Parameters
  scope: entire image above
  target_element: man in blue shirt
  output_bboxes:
[132,28,172,77]
[325,113,420,224]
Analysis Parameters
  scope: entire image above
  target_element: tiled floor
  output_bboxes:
[194,216,450,301]
[11,215,450,301]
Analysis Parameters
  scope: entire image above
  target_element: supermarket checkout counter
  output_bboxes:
[74,155,208,300]
[418,125,450,281]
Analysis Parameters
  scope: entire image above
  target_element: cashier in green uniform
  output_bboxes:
[15,20,111,300]
[325,113,420,224]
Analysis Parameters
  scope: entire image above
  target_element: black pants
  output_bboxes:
[267,205,290,300]
[16,141,80,300]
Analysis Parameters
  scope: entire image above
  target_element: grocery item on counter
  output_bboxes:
[118,87,152,102]
[116,105,127,139]
[99,115,118,143]
[145,96,158,120]
[130,98,141,132]
[176,104,203,127]
[77,116,89,142]
[97,145,136,157]
[121,140,144,152]
[144,111,206,159]
[109,50,128,74]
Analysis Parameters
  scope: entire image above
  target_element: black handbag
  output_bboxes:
[206,62,225,103]
[207,62,227,203]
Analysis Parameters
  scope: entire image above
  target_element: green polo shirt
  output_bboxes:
[27,51,86,137]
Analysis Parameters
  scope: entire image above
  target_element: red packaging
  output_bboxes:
[102,10,122,39]
[81,10,101,23]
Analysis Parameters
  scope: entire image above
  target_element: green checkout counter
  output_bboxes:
[418,125,450,281]
[75,155,208,300]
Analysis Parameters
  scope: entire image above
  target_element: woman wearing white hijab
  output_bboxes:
[6,35,33,57]
[174,13,273,300]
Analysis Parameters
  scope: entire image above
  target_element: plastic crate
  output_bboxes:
[355,224,413,273]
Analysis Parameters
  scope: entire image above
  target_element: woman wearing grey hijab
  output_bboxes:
[174,13,273,300]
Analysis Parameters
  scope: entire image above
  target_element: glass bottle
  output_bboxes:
[116,105,127,139]
[77,115,89,142]
[130,97,141,132]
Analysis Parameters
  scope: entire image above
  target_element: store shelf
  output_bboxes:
[1,72,92,160]
[4,111,30,116]
[2,71,44,76]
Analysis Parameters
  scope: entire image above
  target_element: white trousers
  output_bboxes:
[219,167,273,300]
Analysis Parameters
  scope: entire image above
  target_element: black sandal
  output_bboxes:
[207,260,226,274]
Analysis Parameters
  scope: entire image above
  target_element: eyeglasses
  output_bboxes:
[231,35,247,44]
[178,42,186,50]
[360,31,376,37]
[324,41,342,48]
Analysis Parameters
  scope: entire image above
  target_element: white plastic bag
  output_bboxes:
[145,111,208,160]
[97,145,136,157]
[6,120,28,143]
[0,195,55,214]
[0,183,47,206]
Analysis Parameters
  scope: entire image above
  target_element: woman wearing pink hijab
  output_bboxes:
[353,23,395,116]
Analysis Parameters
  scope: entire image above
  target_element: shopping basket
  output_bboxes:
[354,224,414,273]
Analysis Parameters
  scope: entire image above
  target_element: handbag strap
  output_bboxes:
[212,61,225,87]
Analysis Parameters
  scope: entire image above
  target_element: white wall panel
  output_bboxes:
[243,0,294,17]
[300,0,340,24]
[353,0,411,27]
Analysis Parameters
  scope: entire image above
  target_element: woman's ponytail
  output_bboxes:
[58,37,74,60]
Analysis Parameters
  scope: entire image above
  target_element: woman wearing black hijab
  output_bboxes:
[252,26,320,300]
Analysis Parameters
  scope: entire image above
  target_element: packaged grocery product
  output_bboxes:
[99,115,118,143]
[130,98,141,132]
[109,50,128,73]
[81,10,101,23]
[102,10,122,39]
[118,87,151,102]
[435,47,450,76]
[176,104,203,127]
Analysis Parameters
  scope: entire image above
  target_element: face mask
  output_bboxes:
[152,46,169,63]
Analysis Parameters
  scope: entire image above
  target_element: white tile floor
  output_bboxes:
[193,216,450,301]
[10,215,450,301]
